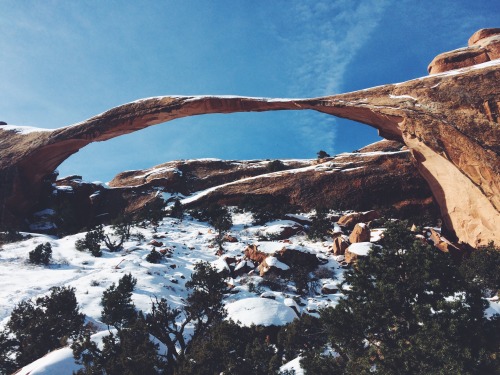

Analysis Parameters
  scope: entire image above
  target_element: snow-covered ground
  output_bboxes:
[2,209,498,374]
[0,210,346,373]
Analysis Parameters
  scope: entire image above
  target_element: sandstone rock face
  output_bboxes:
[185,141,433,216]
[428,28,500,74]
[0,30,498,247]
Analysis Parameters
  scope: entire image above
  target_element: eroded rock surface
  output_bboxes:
[428,28,500,74]
[0,30,498,246]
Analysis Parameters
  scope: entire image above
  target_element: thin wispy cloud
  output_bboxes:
[274,0,390,155]
[285,0,389,97]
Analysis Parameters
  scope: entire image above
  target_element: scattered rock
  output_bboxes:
[332,236,349,256]
[244,244,268,264]
[223,234,238,243]
[349,223,371,243]
[148,240,163,247]
[321,284,338,294]
[338,211,380,229]
[276,247,320,268]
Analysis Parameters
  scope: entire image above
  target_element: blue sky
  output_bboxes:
[0,0,498,182]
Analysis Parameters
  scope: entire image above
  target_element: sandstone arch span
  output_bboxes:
[1,61,499,247]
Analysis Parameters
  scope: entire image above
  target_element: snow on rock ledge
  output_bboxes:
[345,242,374,264]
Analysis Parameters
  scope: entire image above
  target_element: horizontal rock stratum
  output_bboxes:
[1,30,499,247]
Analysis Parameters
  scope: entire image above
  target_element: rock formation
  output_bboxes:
[0,29,498,247]
[349,223,371,244]
[428,28,500,74]
[177,140,432,215]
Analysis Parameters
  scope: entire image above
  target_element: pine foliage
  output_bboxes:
[28,242,52,265]
[302,221,499,374]
[101,273,137,328]
[6,286,84,368]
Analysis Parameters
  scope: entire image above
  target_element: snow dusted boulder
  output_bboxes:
[244,244,268,264]
[280,357,305,375]
[260,291,276,299]
[276,247,321,269]
[225,297,297,327]
[211,257,231,274]
[345,242,374,264]
[258,256,290,276]
[223,234,238,243]
[338,210,380,229]
[259,220,304,240]
[321,283,339,294]
[349,223,370,243]
[284,297,301,317]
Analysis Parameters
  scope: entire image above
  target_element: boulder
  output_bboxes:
[234,259,255,276]
[258,256,290,276]
[349,223,371,243]
[429,28,500,74]
[244,244,268,264]
[278,224,304,239]
[148,240,163,247]
[321,283,338,294]
[332,236,349,256]
[223,234,238,243]
[276,247,320,268]
[345,242,374,264]
[338,211,380,229]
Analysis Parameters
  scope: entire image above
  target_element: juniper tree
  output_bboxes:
[206,205,232,252]
[73,314,161,375]
[145,262,228,372]
[28,242,52,265]
[7,286,84,368]
[185,261,227,337]
[75,225,105,257]
[101,273,137,328]
[302,221,500,374]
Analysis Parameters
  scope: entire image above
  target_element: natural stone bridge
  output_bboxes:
[1,30,499,247]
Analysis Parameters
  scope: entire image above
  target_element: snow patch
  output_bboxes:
[0,125,53,134]
[225,297,296,326]
[348,242,374,256]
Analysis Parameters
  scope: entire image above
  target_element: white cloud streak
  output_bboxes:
[273,0,390,155]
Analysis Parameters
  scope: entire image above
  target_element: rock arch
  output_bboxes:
[1,39,499,247]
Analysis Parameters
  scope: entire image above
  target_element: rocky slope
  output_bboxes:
[29,140,434,234]
[0,29,499,246]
